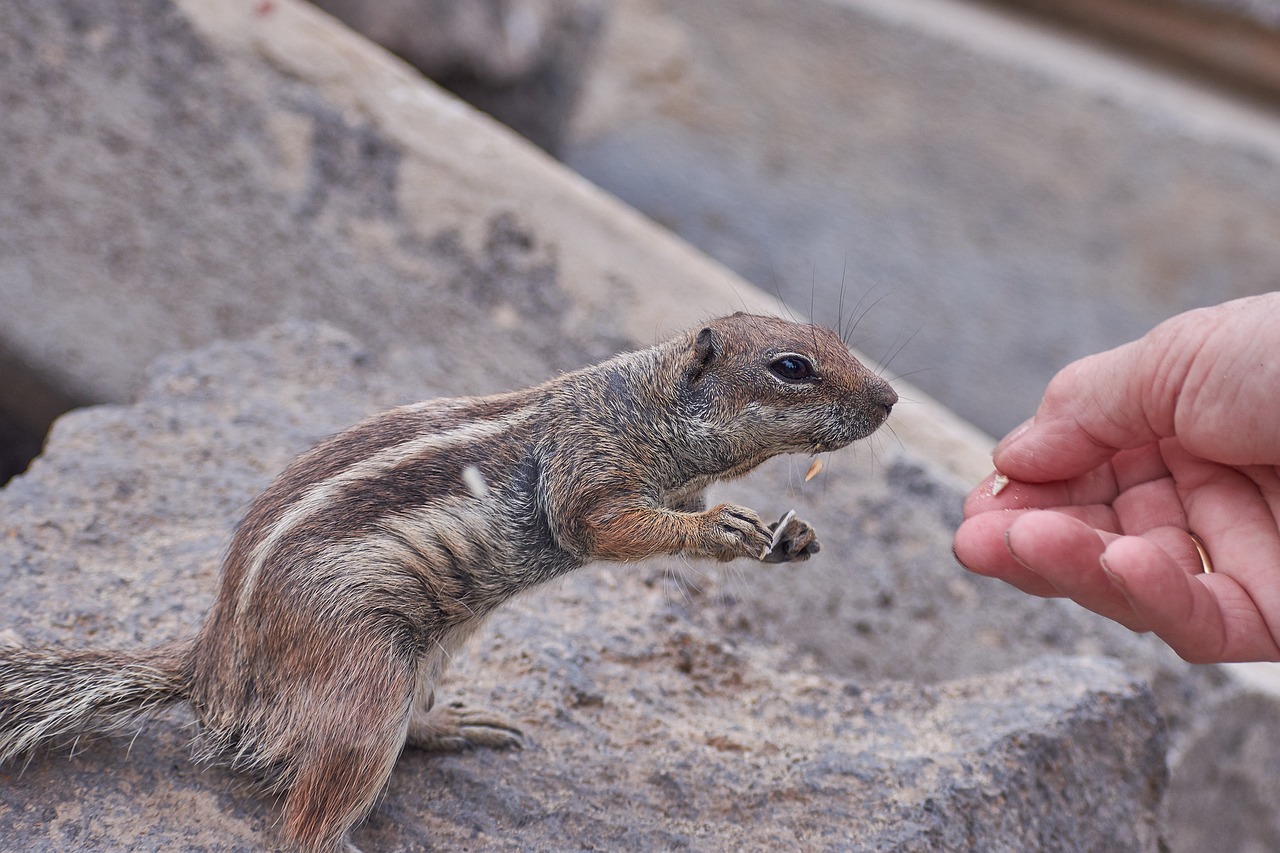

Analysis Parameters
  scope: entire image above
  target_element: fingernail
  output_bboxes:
[994,417,1035,461]
[1099,553,1127,591]
[1003,529,1033,571]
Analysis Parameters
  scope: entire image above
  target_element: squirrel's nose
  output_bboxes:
[871,377,897,419]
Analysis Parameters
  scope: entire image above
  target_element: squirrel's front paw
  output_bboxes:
[762,510,821,563]
[697,504,774,562]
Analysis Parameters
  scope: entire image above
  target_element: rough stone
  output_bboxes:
[307,0,606,152]
[0,0,751,412]
[0,324,1168,851]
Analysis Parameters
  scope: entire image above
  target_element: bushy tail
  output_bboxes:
[0,640,192,763]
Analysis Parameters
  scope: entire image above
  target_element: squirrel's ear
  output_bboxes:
[687,327,719,384]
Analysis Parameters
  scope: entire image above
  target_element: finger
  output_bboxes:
[958,501,1121,550]
[1164,441,1280,629]
[954,507,1126,598]
[1140,526,1213,576]
[1111,443,1174,491]
[1111,478,1188,534]
[1004,512,1142,630]
[1102,536,1280,663]
[953,513,1060,597]
[965,445,1169,520]
[963,466,1117,518]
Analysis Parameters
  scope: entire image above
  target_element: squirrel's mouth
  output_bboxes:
[810,411,890,452]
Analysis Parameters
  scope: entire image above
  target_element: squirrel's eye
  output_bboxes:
[769,355,816,383]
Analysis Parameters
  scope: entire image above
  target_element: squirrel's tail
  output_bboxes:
[0,639,192,763]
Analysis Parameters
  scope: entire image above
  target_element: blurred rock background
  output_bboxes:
[3,0,1280,849]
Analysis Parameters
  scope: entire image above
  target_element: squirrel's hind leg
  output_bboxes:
[278,649,417,853]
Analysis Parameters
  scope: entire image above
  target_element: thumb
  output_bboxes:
[993,336,1173,483]
[993,295,1280,483]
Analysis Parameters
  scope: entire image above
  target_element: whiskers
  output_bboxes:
[661,555,707,609]
[657,552,754,615]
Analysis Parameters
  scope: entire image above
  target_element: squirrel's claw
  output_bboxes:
[406,701,524,752]
[762,510,820,563]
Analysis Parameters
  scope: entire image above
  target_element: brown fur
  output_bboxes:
[0,314,896,852]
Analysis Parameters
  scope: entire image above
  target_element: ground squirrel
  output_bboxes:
[0,313,896,852]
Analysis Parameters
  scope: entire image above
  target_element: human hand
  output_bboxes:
[953,294,1280,663]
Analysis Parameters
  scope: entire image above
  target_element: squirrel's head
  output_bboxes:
[681,313,897,457]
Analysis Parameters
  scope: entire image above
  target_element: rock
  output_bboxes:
[0,324,1168,851]
[0,0,752,416]
[564,0,1280,439]
[307,0,606,152]
[3,0,1274,849]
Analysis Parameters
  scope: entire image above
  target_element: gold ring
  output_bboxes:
[1189,532,1214,574]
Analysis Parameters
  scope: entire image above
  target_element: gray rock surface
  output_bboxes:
[0,0,750,416]
[0,324,1168,851]
[307,0,605,152]
[564,0,1280,439]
